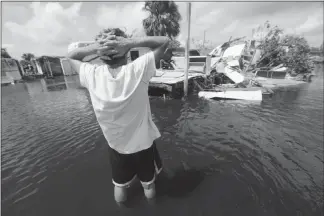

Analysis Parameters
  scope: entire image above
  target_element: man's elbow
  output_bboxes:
[66,51,78,60]
[66,58,82,74]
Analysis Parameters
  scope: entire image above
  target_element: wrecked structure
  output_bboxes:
[33,56,78,77]
[197,21,315,101]
[196,38,265,100]
[199,39,302,100]
[198,36,297,101]
[1,48,24,85]
[208,36,289,83]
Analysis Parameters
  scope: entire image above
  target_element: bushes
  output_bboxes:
[281,35,314,74]
[1,48,12,58]
[256,22,314,74]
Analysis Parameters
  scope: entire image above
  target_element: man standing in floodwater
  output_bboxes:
[66,28,170,204]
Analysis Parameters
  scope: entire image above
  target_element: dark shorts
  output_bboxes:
[108,142,163,188]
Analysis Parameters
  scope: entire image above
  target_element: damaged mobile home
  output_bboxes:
[196,37,268,101]
[33,56,78,77]
[198,22,312,101]
[1,48,24,85]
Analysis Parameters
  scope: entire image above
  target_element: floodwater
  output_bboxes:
[1,64,323,216]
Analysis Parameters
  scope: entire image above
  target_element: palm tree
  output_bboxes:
[142,1,181,39]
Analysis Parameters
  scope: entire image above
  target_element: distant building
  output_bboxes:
[310,50,324,57]
[1,49,24,84]
[34,56,78,77]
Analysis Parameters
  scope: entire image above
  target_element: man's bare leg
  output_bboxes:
[114,186,127,203]
[142,182,156,200]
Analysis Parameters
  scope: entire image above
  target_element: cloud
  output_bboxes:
[1,4,31,22]
[283,6,323,46]
[2,44,15,49]
[194,9,222,29]
[95,2,147,35]
[186,1,322,46]
[2,1,323,59]
[221,20,240,34]
[295,11,323,34]
[5,2,86,45]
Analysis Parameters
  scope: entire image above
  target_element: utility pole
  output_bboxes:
[184,2,191,97]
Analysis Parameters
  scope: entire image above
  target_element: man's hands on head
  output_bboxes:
[96,34,118,60]
[100,37,133,59]
[99,36,171,65]
[96,33,133,60]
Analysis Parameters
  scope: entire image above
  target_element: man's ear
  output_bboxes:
[164,48,172,55]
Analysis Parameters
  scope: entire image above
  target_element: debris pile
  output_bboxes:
[205,22,315,92]
[207,36,267,89]
[196,21,317,101]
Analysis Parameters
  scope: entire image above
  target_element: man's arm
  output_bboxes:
[65,43,98,74]
[67,43,99,61]
[67,34,117,61]
[66,35,117,73]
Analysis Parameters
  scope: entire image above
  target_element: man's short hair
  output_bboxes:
[95,28,127,41]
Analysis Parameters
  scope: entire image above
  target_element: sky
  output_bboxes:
[2,1,323,60]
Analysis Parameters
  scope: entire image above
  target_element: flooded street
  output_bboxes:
[1,65,323,216]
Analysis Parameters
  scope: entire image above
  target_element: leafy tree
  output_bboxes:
[281,35,314,74]
[142,1,181,39]
[256,21,314,74]
[21,53,35,62]
[256,24,284,67]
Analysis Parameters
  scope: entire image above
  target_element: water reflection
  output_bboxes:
[158,167,205,198]
[22,76,82,96]
[121,166,205,208]
[270,85,306,102]
[150,95,204,132]
[209,98,262,106]
[42,76,82,92]
[45,82,67,92]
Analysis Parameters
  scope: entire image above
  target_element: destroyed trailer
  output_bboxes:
[208,38,255,86]
[196,38,268,101]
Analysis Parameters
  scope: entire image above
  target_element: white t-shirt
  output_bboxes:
[79,52,161,154]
